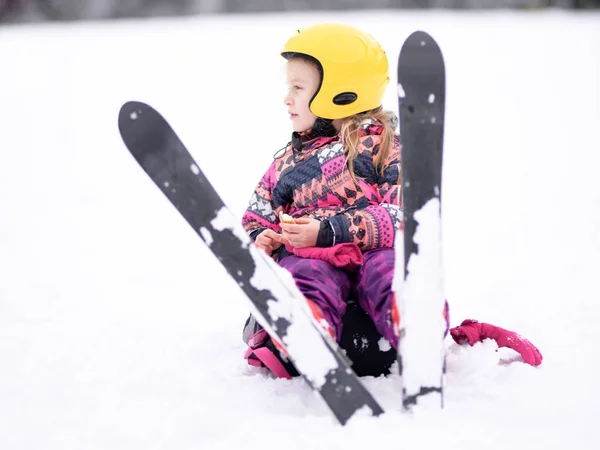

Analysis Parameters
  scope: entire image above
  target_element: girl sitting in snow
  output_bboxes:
[241,23,542,378]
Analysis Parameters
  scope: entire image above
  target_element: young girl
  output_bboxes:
[241,23,404,378]
[241,23,542,378]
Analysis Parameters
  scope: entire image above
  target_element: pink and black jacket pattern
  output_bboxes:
[242,117,403,251]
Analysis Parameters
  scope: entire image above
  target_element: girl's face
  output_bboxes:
[284,58,320,132]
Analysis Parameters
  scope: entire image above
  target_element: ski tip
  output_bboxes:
[407,30,431,38]
[402,30,441,51]
[118,100,152,133]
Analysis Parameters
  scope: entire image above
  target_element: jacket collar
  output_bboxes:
[291,118,338,154]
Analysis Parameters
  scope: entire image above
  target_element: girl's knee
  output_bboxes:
[282,256,342,281]
[356,248,395,292]
[361,247,395,269]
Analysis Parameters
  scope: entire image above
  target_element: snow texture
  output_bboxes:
[210,206,250,247]
[199,226,213,246]
[378,337,392,352]
[399,198,446,408]
[0,9,599,450]
[397,83,406,98]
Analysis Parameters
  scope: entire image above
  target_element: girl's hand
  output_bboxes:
[255,229,285,255]
[280,218,320,249]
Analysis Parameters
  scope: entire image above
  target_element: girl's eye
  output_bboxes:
[294,85,302,90]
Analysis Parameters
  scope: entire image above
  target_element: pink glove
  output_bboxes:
[450,319,543,366]
[285,243,363,270]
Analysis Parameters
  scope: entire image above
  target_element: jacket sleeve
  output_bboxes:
[327,134,403,251]
[242,161,282,238]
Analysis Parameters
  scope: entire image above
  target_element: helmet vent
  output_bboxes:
[333,92,357,105]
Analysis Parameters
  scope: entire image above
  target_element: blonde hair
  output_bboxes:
[339,106,397,181]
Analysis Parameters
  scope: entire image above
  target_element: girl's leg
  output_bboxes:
[354,248,450,350]
[279,254,351,341]
[353,248,399,348]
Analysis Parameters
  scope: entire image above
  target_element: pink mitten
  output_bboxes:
[450,319,543,366]
[285,243,363,270]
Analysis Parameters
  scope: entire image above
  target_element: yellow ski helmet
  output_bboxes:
[281,23,389,120]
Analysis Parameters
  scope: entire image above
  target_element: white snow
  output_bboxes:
[1,9,600,450]
[378,338,392,352]
[210,206,250,247]
[397,83,406,98]
[199,227,213,246]
[399,198,446,408]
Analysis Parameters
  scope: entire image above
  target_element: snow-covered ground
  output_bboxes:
[1,9,599,450]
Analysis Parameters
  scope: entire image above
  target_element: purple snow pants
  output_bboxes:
[278,247,399,349]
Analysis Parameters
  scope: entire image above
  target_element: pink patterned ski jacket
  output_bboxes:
[242,117,403,251]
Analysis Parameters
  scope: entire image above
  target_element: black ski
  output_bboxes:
[396,31,447,411]
[117,101,384,426]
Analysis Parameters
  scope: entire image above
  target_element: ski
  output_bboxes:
[117,101,385,426]
[395,31,447,411]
